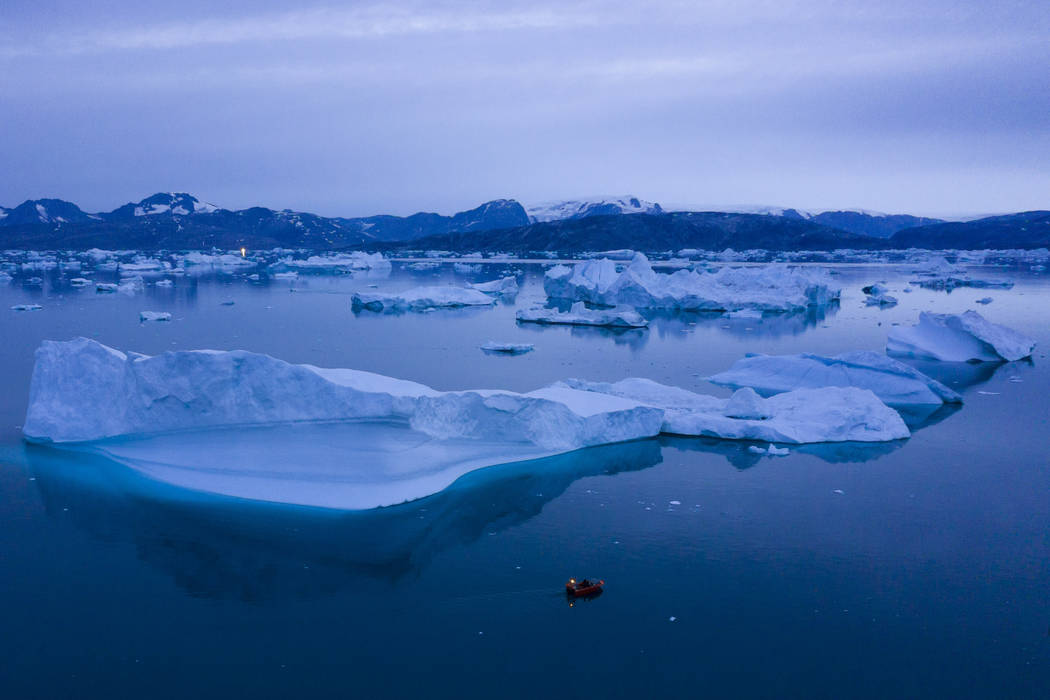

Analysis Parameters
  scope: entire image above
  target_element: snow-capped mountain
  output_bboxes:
[106,192,220,219]
[0,198,94,226]
[526,196,663,223]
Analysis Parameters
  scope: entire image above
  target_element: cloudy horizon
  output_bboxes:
[2,0,1047,218]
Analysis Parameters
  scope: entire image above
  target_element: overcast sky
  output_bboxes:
[1,0,1047,217]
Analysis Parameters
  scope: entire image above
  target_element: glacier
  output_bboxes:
[887,311,1036,362]
[544,253,840,312]
[707,351,962,406]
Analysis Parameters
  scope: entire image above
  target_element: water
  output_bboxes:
[1,259,1048,697]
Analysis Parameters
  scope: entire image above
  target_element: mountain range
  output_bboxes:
[0,192,1046,251]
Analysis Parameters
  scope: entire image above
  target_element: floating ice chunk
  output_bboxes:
[352,286,496,311]
[469,276,519,295]
[480,342,534,355]
[887,311,1036,362]
[274,252,390,272]
[558,378,909,443]
[544,253,839,312]
[862,283,898,307]
[516,302,648,328]
[154,279,174,287]
[453,262,482,274]
[139,311,171,322]
[23,339,662,450]
[11,304,43,311]
[406,261,440,271]
[95,283,118,293]
[272,271,298,280]
[69,278,91,287]
[708,351,961,405]
[976,297,993,305]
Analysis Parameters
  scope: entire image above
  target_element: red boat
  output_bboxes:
[565,577,604,597]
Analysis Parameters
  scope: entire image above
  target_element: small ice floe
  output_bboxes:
[272,252,390,273]
[453,262,482,274]
[862,283,898,308]
[25,277,44,287]
[69,278,91,287]
[669,500,681,505]
[154,279,174,287]
[976,297,993,304]
[96,283,119,293]
[352,286,495,312]
[220,300,236,306]
[11,304,43,311]
[516,302,648,329]
[406,261,440,271]
[272,271,298,280]
[887,310,1035,362]
[139,311,171,322]
[247,273,261,281]
[669,616,677,622]
[833,489,845,495]
[977,391,1000,395]
[468,276,518,295]
[748,444,789,456]
[480,342,534,355]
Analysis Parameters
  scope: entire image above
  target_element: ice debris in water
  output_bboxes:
[908,256,1013,291]
[154,279,174,288]
[11,304,43,311]
[69,278,91,287]
[352,286,495,311]
[139,311,171,322]
[708,351,961,406]
[480,342,534,355]
[272,252,391,273]
[544,252,840,312]
[516,302,648,328]
[468,276,518,295]
[975,297,993,305]
[887,311,1035,362]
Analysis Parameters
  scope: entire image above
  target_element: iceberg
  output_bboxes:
[544,253,839,312]
[707,351,962,406]
[274,252,390,273]
[887,311,1036,362]
[351,286,496,311]
[23,338,663,450]
[480,342,534,355]
[558,379,909,443]
[516,302,649,328]
[468,276,519,295]
[139,311,172,322]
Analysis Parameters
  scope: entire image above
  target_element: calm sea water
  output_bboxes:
[0,259,1048,698]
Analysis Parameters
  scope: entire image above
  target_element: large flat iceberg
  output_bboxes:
[544,253,840,312]
[351,286,496,311]
[23,338,662,450]
[559,379,909,443]
[887,311,1036,362]
[707,351,962,406]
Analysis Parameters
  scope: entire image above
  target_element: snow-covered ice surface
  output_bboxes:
[707,351,961,406]
[887,311,1036,362]
[544,253,840,312]
[559,379,909,443]
[352,286,496,311]
[516,302,649,328]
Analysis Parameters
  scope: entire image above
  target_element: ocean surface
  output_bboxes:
[1,258,1048,698]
